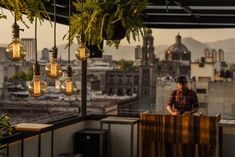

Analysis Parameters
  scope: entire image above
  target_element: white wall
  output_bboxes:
[191,63,214,81]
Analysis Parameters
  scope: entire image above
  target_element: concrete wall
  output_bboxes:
[155,81,176,113]
[208,81,235,115]
[222,126,235,157]
[1,121,86,157]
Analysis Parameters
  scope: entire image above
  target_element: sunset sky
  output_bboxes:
[1,9,235,50]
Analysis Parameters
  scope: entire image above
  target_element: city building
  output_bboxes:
[191,48,228,81]
[21,38,36,61]
[40,48,50,61]
[134,45,142,66]
[105,70,139,96]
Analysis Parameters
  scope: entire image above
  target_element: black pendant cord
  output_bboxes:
[35,17,38,64]
[14,13,16,24]
[68,0,71,65]
[54,0,56,47]
[81,0,84,43]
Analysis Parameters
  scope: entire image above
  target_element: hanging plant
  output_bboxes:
[67,0,148,49]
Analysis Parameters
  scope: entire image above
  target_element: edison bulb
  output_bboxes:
[28,75,47,97]
[6,38,26,61]
[45,58,62,79]
[61,77,77,96]
[75,43,90,61]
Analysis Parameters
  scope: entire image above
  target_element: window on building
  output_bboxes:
[199,103,207,108]
[134,76,139,84]
[196,88,207,93]
[169,66,173,71]
[199,63,204,67]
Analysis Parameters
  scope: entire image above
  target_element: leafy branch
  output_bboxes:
[0,0,50,27]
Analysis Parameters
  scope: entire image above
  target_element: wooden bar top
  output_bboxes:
[101,116,139,125]
[15,123,53,132]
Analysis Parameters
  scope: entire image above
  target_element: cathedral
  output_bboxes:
[105,29,192,105]
[165,33,191,77]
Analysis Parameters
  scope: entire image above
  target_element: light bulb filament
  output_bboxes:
[80,47,86,59]
[66,81,72,93]
[34,79,41,96]
[51,63,57,77]
[13,42,20,58]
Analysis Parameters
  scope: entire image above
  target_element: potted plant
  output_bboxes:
[0,114,12,150]
[69,0,148,49]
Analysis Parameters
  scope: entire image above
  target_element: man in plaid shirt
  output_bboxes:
[166,76,199,115]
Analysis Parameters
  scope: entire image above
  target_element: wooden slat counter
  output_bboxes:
[140,113,220,157]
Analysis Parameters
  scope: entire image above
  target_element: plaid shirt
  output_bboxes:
[167,88,199,114]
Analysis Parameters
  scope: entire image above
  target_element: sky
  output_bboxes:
[2,9,235,50]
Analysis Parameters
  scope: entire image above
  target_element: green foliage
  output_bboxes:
[27,67,33,81]
[11,68,33,81]
[68,0,148,48]
[0,114,12,149]
[0,0,50,26]
[117,59,138,71]
[230,64,235,71]
[12,71,27,81]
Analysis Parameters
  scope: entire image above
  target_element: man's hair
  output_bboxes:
[176,76,187,84]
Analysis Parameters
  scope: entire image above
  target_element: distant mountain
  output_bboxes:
[206,38,235,62]
[37,37,235,62]
[206,38,235,50]
[182,37,209,59]
[103,46,136,61]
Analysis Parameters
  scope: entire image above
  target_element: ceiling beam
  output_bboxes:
[149,0,235,7]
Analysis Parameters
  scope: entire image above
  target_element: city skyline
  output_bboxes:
[2,9,235,50]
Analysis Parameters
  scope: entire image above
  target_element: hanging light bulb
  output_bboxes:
[28,17,47,97]
[61,0,77,96]
[75,34,90,61]
[6,19,26,61]
[28,63,47,97]
[45,47,62,78]
[61,65,77,96]
[45,0,62,79]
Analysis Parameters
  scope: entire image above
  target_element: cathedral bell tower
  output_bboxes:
[141,28,155,65]
[139,29,156,107]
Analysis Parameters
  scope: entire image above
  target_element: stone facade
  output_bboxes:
[105,70,139,96]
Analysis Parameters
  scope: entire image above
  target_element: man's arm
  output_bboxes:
[166,91,179,115]
[167,105,179,115]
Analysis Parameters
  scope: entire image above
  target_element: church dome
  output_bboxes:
[144,28,153,39]
[166,33,190,54]
[146,28,152,35]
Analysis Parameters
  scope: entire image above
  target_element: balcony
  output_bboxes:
[0,113,235,157]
